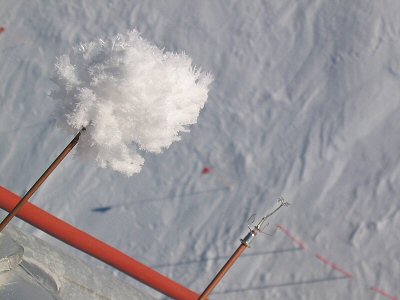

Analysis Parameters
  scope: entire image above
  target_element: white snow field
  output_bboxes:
[1,1,400,299]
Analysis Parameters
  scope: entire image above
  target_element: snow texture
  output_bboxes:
[50,30,212,176]
[1,1,400,299]
[0,226,153,300]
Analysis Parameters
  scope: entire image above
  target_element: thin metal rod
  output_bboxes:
[0,130,82,233]
[198,243,248,300]
[198,199,289,299]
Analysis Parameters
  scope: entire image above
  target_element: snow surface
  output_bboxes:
[51,30,212,176]
[1,0,400,299]
[0,226,153,300]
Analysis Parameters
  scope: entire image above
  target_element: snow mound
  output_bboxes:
[0,233,23,272]
[50,30,212,176]
[0,226,153,300]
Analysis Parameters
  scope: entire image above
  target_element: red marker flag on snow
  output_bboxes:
[202,167,212,175]
[0,27,5,34]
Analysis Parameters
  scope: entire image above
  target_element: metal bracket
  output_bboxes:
[240,197,289,247]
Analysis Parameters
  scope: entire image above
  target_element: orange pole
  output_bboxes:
[0,130,82,233]
[198,243,248,299]
[0,186,201,300]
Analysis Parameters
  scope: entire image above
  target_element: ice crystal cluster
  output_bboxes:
[51,30,212,176]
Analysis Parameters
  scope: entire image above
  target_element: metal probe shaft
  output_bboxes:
[198,198,289,300]
[198,242,248,300]
[0,130,82,233]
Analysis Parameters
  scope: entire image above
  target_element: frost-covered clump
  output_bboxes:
[50,30,212,176]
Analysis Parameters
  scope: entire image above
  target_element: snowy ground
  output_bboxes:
[1,226,153,300]
[1,1,400,299]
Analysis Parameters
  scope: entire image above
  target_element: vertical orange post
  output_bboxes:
[0,130,82,233]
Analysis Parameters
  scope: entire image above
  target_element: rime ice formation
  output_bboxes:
[51,30,212,176]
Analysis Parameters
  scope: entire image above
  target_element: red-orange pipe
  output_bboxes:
[0,186,200,300]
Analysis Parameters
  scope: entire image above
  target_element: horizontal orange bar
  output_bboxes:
[0,186,200,300]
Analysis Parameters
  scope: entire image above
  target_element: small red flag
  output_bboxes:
[202,167,212,175]
[0,27,5,34]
